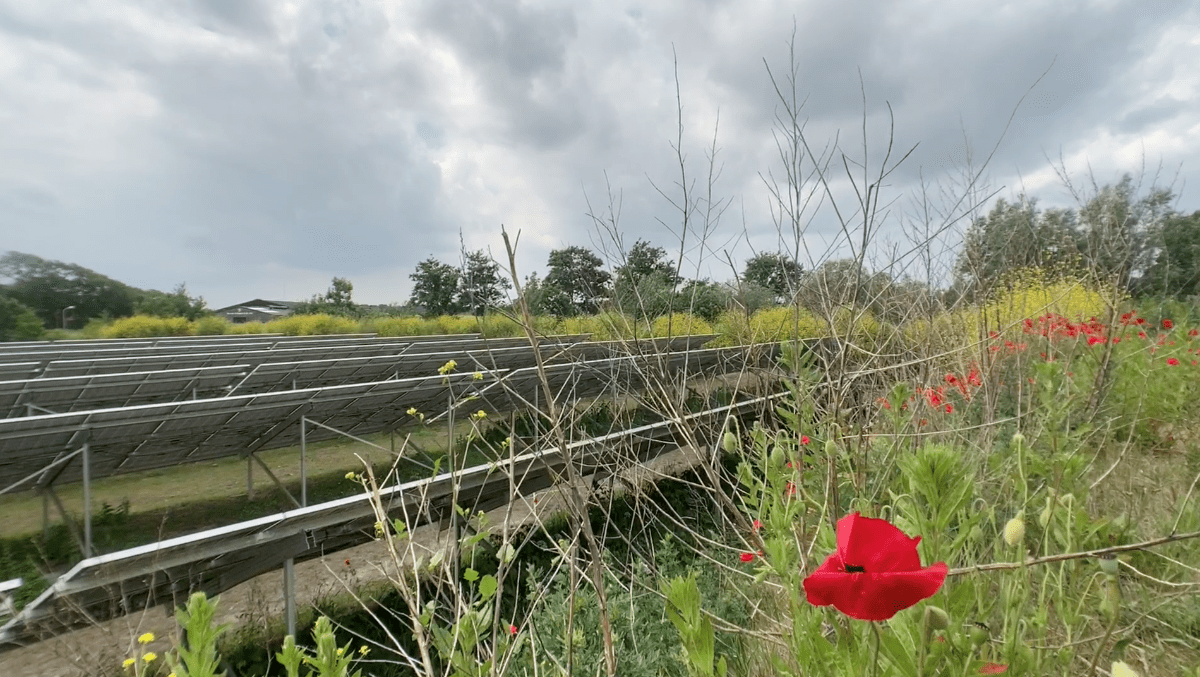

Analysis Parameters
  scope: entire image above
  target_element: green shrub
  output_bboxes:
[225,321,270,334]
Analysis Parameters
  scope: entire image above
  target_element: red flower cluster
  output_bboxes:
[803,513,947,621]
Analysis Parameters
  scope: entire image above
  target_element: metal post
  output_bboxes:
[41,489,49,541]
[246,456,254,500]
[284,558,297,637]
[81,442,92,557]
[300,417,307,507]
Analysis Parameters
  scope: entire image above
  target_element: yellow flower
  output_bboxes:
[1111,661,1140,677]
[1003,515,1025,547]
[407,407,418,416]
[359,645,370,656]
[123,658,136,669]
[473,371,484,380]
[142,652,157,663]
[336,647,344,657]
[473,409,488,420]
[137,632,155,645]
[437,359,457,375]
[345,471,356,480]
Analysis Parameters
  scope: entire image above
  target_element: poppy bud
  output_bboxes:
[825,438,836,457]
[924,605,950,631]
[769,445,786,469]
[1003,515,1025,547]
[723,430,739,453]
[968,622,990,648]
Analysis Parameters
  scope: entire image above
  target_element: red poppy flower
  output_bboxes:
[945,404,954,414]
[1163,318,1174,329]
[801,435,811,445]
[1189,329,1199,337]
[509,624,518,636]
[802,513,948,621]
[979,663,1009,674]
[1167,357,1180,366]
[740,551,756,563]
[752,519,763,531]
[1136,317,1146,325]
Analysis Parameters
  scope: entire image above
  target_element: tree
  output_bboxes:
[1074,175,1174,289]
[408,258,461,316]
[0,295,45,341]
[614,240,680,289]
[612,240,681,319]
[544,246,611,316]
[293,277,359,316]
[0,251,136,327]
[953,195,1080,300]
[1140,210,1200,298]
[458,250,510,316]
[743,253,803,303]
[135,283,209,320]
[521,272,574,317]
[674,279,730,321]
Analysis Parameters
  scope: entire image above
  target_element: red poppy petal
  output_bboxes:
[803,564,948,621]
[835,513,922,571]
[979,663,1009,674]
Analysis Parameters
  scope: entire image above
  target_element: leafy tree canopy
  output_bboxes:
[1139,209,1200,298]
[544,246,611,316]
[458,250,510,316]
[294,277,358,317]
[614,240,680,289]
[743,252,803,302]
[409,258,462,317]
[134,283,209,320]
[0,251,136,328]
[0,295,45,341]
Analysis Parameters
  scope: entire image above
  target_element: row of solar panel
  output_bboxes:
[0,333,380,352]
[0,393,782,647]
[0,341,766,493]
[0,336,605,416]
[0,333,488,368]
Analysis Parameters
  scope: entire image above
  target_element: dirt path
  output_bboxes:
[0,446,706,677]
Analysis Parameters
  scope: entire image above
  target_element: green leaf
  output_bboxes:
[463,567,479,583]
[479,574,498,602]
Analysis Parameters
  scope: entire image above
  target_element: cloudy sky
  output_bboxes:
[1,0,1196,308]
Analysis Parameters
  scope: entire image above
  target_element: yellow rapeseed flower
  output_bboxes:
[142,652,157,663]
[437,359,457,375]
[473,371,484,380]
[123,658,136,668]
[345,471,356,480]
[1111,661,1140,677]
[359,645,370,656]
[406,407,418,416]
[138,632,155,644]
[473,409,487,420]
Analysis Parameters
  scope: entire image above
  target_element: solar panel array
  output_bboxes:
[0,335,602,417]
[0,393,782,647]
[0,339,759,492]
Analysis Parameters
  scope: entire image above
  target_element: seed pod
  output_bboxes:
[723,430,739,453]
[1097,554,1119,577]
[1003,514,1025,547]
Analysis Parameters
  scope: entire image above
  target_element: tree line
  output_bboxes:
[2,172,1196,340]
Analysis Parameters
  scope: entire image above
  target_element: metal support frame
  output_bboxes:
[248,453,302,509]
[284,558,297,638]
[42,485,86,555]
[81,442,92,557]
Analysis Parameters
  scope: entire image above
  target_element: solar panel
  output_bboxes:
[0,393,782,647]
[0,340,757,494]
[34,335,583,379]
[0,366,252,419]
